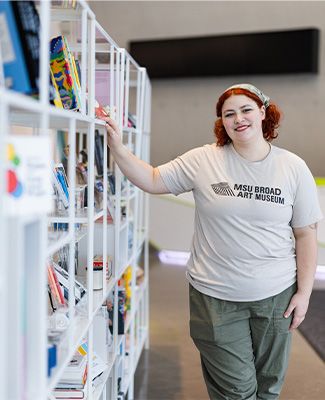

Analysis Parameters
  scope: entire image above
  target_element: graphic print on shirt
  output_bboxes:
[211,182,235,196]
[211,182,285,204]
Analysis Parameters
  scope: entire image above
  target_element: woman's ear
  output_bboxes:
[261,105,266,120]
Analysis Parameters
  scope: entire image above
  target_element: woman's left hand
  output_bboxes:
[283,292,310,331]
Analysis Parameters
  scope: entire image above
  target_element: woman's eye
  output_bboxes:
[224,113,234,118]
[243,108,252,113]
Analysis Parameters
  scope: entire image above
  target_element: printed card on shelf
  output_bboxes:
[5,135,53,216]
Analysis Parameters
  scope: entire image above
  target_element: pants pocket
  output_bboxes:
[273,311,292,333]
[189,284,223,341]
[272,283,297,334]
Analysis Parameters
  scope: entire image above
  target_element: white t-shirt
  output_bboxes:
[158,143,323,301]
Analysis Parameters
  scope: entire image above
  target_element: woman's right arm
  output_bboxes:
[103,117,170,195]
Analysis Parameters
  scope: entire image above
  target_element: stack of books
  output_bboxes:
[53,345,107,399]
[54,353,88,399]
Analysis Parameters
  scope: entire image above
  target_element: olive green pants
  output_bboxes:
[189,283,296,400]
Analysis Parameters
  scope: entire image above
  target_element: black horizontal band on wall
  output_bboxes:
[129,28,320,78]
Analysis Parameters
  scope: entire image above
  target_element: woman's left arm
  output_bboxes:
[284,223,318,331]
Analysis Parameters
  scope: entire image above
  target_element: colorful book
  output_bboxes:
[50,35,81,110]
[50,69,63,108]
[63,36,81,105]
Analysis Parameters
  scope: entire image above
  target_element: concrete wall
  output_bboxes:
[89,1,325,175]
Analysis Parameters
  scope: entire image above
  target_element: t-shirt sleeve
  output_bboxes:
[291,161,323,228]
[157,146,203,196]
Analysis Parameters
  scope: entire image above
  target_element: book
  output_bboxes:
[123,266,132,313]
[56,346,106,397]
[59,354,88,386]
[50,35,81,110]
[53,262,87,302]
[50,69,64,108]
[48,343,57,377]
[53,388,84,399]
[56,164,69,201]
[63,36,81,105]
[107,285,126,335]
[94,130,104,177]
[0,1,39,94]
[128,113,137,128]
[48,262,65,306]
[55,382,84,390]
[52,163,69,209]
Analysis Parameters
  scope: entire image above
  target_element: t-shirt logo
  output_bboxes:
[211,182,235,196]
[211,182,285,204]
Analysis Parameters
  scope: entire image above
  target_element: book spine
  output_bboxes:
[82,364,88,386]
[63,36,81,109]
[56,169,69,201]
[94,131,104,177]
[50,69,63,108]
[51,166,69,209]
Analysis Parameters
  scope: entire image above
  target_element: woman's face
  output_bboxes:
[221,95,265,145]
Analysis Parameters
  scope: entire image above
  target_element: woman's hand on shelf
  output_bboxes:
[101,117,123,152]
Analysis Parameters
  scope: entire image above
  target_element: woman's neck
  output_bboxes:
[232,139,271,162]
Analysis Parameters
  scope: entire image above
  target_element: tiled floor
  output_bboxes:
[134,250,325,400]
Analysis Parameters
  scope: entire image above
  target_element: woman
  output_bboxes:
[103,83,322,399]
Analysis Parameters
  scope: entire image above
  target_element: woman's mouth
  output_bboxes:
[235,125,250,132]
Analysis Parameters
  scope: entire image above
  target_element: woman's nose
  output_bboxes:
[234,112,245,124]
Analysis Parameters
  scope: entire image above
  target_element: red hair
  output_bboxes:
[214,88,281,146]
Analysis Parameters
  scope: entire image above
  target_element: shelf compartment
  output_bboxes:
[47,313,89,395]
[47,227,88,256]
[47,231,71,257]
[48,208,104,224]
[47,274,115,396]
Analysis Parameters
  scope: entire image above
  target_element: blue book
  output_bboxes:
[56,170,69,201]
[0,1,39,94]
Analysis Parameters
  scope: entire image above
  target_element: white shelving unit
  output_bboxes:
[0,1,151,400]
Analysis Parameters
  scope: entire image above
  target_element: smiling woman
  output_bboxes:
[214,85,281,146]
[101,82,323,400]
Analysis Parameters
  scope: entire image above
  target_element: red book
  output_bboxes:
[48,263,65,305]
